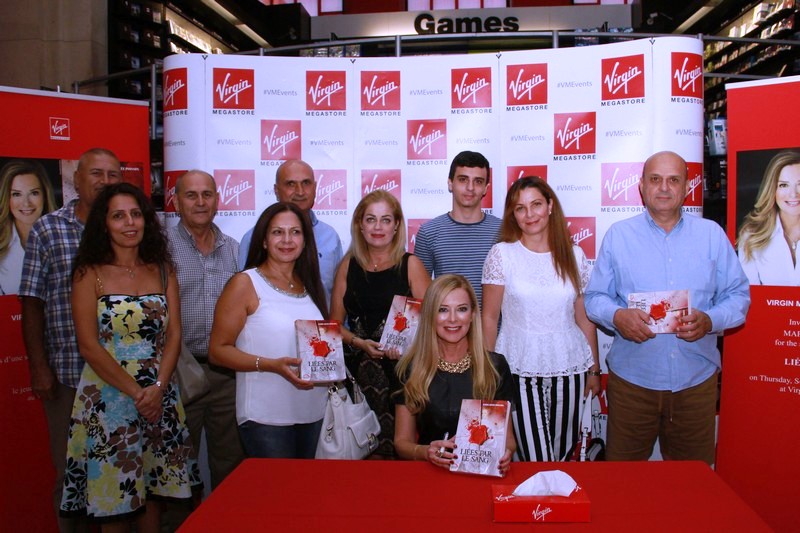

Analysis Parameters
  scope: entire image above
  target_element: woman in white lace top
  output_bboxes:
[481,176,600,461]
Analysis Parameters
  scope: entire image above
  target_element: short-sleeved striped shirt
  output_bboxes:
[18,200,85,388]
[413,212,501,304]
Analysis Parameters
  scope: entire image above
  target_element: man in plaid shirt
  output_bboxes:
[19,148,122,529]
[167,170,244,492]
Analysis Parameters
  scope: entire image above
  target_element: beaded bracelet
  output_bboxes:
[588,369,601,377]
[255,356,262,372]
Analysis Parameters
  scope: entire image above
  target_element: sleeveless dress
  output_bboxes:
[60,293,200,520]
[343,253,411,457]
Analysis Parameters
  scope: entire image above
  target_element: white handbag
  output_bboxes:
[315,371,381,460]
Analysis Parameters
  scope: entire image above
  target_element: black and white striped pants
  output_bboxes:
[512,373,586,462]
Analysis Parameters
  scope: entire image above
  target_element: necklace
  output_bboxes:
[112,263,137,279]
[260,265,295,290]
[437,353,472,374]
[367,254,388,272]
[785,234,799,251]
[256,266,305,297]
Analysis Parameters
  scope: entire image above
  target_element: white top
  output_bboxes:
[0,228,25,296]
[482,241,593,377]
[235,269,328,425]
[738,215,800,286]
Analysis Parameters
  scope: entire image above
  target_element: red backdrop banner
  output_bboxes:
[718,76,800,532]
[0,86,149,532]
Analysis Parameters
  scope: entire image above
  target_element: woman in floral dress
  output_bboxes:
[61,183,199,531]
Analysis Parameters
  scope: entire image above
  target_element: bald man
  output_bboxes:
[238,160,343,303]
[585,151,749,465]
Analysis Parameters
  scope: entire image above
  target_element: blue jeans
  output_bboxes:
[239,419,323,458]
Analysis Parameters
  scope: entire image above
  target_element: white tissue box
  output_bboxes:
[492,485,590,522]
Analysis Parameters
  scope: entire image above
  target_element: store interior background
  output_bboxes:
[0,0,797,227]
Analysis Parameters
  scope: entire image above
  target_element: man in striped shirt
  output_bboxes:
[413,150,501,305]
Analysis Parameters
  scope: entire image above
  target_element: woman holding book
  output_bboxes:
[209,202,329,458]
[394,274,515,473]
[482,176,600,462]
[330,190,430,458]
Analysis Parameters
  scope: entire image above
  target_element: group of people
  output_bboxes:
[13,146,753,532]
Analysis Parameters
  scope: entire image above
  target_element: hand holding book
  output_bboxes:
[675,309,712,342]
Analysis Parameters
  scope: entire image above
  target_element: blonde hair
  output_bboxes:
[396,274,498,415]
[738,150,800,260]
[348,190,406,271]
[0,160,57,255]
[499,176,581,294]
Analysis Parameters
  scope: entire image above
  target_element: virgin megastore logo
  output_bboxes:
[163,170,185,214]
[600,162,644,211]
[553,112,596,160]
[314,170,348,213]
[163,68,187,115]
[361,169,401,201]
[451,67,492,112]
[361,71,401,115]
[481,168,494,211]
[49,117,70,141]
[671,53,703,102]
[213,169,255,214]
[212,68,254,114]
[601,55,645,105]
[684,162,703,210]
[567,217,596,261]
[506,63,548,110]
[307,71,347,115]
[407,119,447,164]
[507,165,548,187]
[261,120,302,163]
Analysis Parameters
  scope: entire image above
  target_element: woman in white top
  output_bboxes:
[0,160,56,295]
[210,202,329,458]
[482,176,600,462]
[737,150,800,286]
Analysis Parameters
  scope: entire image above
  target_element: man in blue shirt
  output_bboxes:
[585,151,750,465]
[239,160,342,304]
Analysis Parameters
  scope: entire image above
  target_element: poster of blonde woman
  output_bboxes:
[0,159,58,295]
[736,148,800,286]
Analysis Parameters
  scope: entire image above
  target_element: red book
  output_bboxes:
[450,399,511,478]
[378,295,422,355]
[295,320,346,383]
[627,289,691,334]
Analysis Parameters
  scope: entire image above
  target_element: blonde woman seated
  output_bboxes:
[393,275,515,473]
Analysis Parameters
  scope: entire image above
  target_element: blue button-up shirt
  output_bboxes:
[584,211,750,392]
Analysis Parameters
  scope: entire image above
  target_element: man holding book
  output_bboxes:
[584,151,750,464]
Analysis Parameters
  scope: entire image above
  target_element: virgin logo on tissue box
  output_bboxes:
[492,484,590,522]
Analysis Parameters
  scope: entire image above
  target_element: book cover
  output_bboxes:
[627,289,691,334]
[450,399,511,478]
[295,319,346,383]
[378,295,422,355]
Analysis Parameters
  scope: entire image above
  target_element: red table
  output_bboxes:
[179,459,770,532]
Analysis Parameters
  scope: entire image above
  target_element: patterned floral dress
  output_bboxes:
[60,294,200,520]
